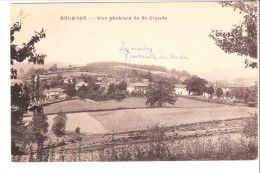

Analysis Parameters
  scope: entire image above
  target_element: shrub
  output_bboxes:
[75,127,81,134]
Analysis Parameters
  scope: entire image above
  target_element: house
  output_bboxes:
[95,82,108,89]
[44,88,65,99]
[127,82,149,93]
[174,84,189,95]
[75,81,88,90]
[215,83,245,93]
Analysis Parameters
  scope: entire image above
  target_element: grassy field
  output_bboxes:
[36,97,257,134]
[42,97,228,115]
[18,97,258,162]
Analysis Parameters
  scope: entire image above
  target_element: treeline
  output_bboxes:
[168,68,191,78]
[82,61,167,72]
[67,81,129,102]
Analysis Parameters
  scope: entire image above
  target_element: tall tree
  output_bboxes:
[64,84,77,97]
[51,111,68,143]
[183,76,207,95]
[31,109,49,161]
[206,86,215,97]
[146,80,176,107]
[209,1,257,68]
[11,21,47,155]
[216,88,224,98]
[107,83,116,95]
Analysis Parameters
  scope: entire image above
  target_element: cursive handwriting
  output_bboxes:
[119,42,153,54]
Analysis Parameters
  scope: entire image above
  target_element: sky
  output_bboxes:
[11,2,258,82]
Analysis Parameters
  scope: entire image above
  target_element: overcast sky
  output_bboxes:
[11,2,258,81]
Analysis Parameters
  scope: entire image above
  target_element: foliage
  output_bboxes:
[243,113,258,139]
[75,127,81,134]
[31,110,49,161]
[114,90,128,101]
[183,76,207,95]
[49,74,64,88]
[107,83,116,95]
[230,84,257,106]
[10,21,47,156]
[116,81,127,90]
[146,80,176,107]
[206,86,215,96]
[209,1,257,68]
[131,90,145,97]
[51,111,68,142]
[64,84,77,97]
[49,64,58,71]
[25,68,48,78]
[11,22,47,79]
[215,88,224,98]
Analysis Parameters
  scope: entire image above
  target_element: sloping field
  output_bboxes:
[27,98,257,134]
[42,97,227,115]
[90,106,256,133]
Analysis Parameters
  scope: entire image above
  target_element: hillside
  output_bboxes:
[80,61,192,82]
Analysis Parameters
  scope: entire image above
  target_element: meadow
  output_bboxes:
[19,97,257,162]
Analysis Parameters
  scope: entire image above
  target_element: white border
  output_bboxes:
[0,1,259,173]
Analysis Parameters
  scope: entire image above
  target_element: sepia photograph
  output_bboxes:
[7,0,258,164]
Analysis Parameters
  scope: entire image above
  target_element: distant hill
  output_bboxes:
[80,61,192,83]
[12,61,80,73]
[216,78,257,87]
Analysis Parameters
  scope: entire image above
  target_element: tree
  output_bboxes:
[64,84,77,97]
[116,81,127,90]
[230,87,246,100]
[49,64,58,71]
[75,127,81,134]
[107,83,116,95]
[11,21,47,155]
[114,90,127,101]
[183,76,207,95]
[76,84,88,99]
[216,88,224,98]
[206,86,215,97]
[146,80,177,107]
[51,111,68,142]
[11,22,46,79]
[31,109,49,161]
[247,84,257,106]
[209,1,257,68]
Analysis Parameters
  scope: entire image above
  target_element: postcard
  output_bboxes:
[2,0,259,172]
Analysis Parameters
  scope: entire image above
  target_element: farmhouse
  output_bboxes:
[127,82,149,93]
[75,81,88,90]
[174,84,189,95]
[44,88,66,99]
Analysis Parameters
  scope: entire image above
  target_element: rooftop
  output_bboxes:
[45,88,64,92]
[75,81,88,87]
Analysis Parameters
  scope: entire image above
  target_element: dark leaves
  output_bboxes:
[209,1,257,68]
[10,22,47,79]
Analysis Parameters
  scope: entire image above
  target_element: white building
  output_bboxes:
[127,82,149,93]
[44,88,65,99]
[174,84,189,95]
[75,81,88,90]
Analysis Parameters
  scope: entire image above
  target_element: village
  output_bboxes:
[11,62,257,109]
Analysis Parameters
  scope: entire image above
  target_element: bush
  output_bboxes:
[130,90,145,97]
[75,127,80,134]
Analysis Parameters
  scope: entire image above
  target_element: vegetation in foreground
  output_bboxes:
[12,113,258,162]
